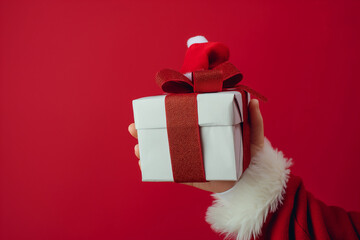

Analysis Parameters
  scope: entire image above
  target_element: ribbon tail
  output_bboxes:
[234,85,268,102]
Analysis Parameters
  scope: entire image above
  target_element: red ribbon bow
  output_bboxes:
[156,61,267,101]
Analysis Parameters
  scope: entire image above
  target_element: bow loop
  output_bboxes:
[156,69,193,93]
[214,62,243,88]
[156,61,267,101]
[156,61,242,93]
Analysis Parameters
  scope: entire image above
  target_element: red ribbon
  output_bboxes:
[156,61,266,182]
[165,93,206,182]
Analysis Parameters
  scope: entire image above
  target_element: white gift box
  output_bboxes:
[132,91,248,182]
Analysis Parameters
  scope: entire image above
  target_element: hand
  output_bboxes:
[128,99,264,193]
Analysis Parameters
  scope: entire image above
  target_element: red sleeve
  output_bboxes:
[260,174,360,240]
[206,139,360,240]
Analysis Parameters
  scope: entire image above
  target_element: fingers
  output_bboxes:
[249,99,264,148]
[134,144,140,159]
[129,123,140,169]
[129,123,139,158]
[128,123,138,139]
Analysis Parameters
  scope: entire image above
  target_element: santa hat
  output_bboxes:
[180,36,230,73]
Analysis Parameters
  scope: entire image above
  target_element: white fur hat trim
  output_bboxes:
[187,36,208,48]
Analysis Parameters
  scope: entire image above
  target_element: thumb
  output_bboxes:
[249,99,264,148]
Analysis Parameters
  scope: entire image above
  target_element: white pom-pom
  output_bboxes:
[187,36,208,48]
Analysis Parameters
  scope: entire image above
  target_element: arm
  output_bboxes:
[206,139,360,240]
[128,100,360,240]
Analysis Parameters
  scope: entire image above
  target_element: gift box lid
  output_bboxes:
[132,91,245,130]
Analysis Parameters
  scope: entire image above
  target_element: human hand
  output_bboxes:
[128,99,264,193]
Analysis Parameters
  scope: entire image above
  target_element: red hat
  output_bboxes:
[180,36,230,73]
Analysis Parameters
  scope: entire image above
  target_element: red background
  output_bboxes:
[1,0,360,239]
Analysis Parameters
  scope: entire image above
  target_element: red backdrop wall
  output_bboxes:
[1,0,360,239]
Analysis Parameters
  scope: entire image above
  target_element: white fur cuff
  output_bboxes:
[206,138,292,240]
